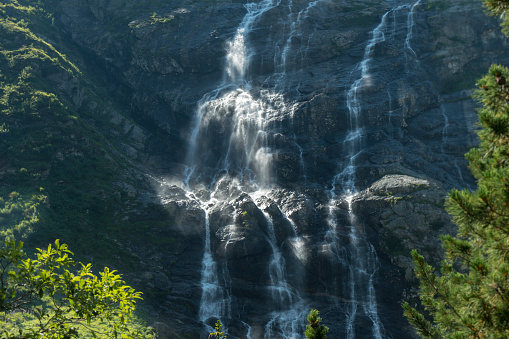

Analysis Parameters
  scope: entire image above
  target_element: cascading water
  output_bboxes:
[276,0,324,75]
[145,0,483,336]
[403,0,464,187]
[323,2,424,338]
[181,1,330,337]
[260,207,304,339]
[325,10,389,338]
[184,0,283,189]
[198,202,230,326]
[183,3,289,330]
[177,0,433,337]
[404,0,421,57]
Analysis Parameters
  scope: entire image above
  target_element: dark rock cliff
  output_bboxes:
[24,0,509,338]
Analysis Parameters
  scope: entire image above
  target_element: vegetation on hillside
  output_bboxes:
[0,0,172,266]
[403,0,509,337]
[0,0,171,332]
[1,0,111,246]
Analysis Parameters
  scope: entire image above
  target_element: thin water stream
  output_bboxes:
[324,2,422,337]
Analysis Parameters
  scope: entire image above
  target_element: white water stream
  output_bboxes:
[198,201,231,324]
[324,2,422,338]
[324,10,390,338]
[260,208,305,339]
[184,0,283,189]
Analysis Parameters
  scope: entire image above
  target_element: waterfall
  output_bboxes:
[440,95,468,186]
[405,0,421,57]
[184,0,283,189]
[440,103,449,154]
[242,321,253,339]
[277,0,323,74]
[181,1,327,337]
[226,0,283,83]
[326,7,391,339]
[295,136,307,184]
[261,209,304,339]
[178,0,428,337]
[323,2,425,337]
[198,203,230,323]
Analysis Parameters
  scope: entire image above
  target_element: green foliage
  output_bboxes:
[404,2,509,337]
[0,190,46,240]
[304,309,329,339]
[404,76,509,335]
[483,0,509,36]
[208,321,226,339]
[0,239,155,338]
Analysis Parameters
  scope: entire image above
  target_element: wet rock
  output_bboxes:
[355,174,455,274]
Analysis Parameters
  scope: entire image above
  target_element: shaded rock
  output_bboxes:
[153,272,172,291]
[149,322,179,339]
[355,174,455,277]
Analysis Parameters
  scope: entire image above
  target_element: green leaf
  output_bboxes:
[0,239,151,338]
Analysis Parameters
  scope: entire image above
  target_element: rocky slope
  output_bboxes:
[4,0,509,338]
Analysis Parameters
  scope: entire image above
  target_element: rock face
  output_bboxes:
[48,0,509,338]
[354,175,455,278]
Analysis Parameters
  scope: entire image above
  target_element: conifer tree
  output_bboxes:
[304,309,329,339]
[403,0,509,337]
[208,321,226,339]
